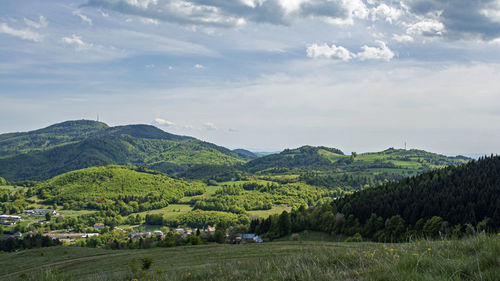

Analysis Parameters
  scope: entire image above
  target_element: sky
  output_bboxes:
[1,0,500,156]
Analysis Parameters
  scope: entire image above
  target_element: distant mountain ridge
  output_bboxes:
[0,120,470,184]
[0,120,250,181]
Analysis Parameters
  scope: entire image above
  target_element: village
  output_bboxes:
[1,209,263,246]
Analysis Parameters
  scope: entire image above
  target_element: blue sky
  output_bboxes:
[1,0,500,156]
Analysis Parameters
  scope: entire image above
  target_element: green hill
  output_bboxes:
[245,146,468,173]
[331,155,500,229]
[252,155,500,242]
[0,121,249,181]
[244,146,469,190]
[0,120,108,158]
[35,165,206,211]
[232,149,258,159]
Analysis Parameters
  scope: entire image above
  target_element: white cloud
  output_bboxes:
[194,64,205,68]
[145,64,155,68]
[203,122,217,130]
[406,19,445,36]
[24,16,48,29]
[73,10,93,25]
[357,40,394,61]
[393,34,414,43]
[98,8,109,17]
[152,118,175,126]
[168,66,174,70]
[306,43,354,61]
[371,4,403,24]
[141,18,159,25]
[61,34,93,50]
[0,23,43,42]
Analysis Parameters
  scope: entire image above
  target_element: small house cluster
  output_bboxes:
[23,209,58,216]
[235,233,263,244]
[44,233,99,242]
[0,215,21,225]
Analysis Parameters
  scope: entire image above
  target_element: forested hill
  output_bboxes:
[330,155,500,233]
[251,155,499,242]
[0,120,109,158]
[244,146,468,174]
[0,120,250,181]
[34,165,206,212]
[332,155,500,227]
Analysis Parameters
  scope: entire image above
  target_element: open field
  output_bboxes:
[131,204,194,220]
[1,234,498,281]
[248,205,291,219]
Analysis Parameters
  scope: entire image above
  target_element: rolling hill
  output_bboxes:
[35,165,206,210]
[0,120,250,181]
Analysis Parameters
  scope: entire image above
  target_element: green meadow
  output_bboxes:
[1,234,498,281]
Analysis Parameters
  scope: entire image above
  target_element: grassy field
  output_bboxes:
[1,234,498,281]
[132,204,194,219]
[248,205,291,219]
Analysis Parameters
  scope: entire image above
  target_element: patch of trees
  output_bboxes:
[0,234,61,252]
[253,156,499,242]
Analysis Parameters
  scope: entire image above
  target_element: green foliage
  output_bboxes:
[165,210,249,228]
[345,233,362,242]
[423,216,443,238]
[0,121,248,181]
[34,165,206,214]
[141,257,153,270]
[332,156,500,230]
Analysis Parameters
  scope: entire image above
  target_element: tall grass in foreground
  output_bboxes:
[14,234,500,281]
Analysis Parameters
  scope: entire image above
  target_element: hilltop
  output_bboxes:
[34,165,206,212]
[0,120,469,188]
[244,145,469,190]
[0,120,250,181]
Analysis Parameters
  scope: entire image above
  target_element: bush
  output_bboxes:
[345,233,362,242]
[141,257,153,270]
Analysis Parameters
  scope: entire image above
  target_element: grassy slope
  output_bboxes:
[1,234,498,281]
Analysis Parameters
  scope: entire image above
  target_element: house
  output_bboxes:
[241,233,263,243]
[0,215,21,221]
[153,230,164,236]
[34,209,58,216]
[10,232,22,238]
[93,223,105,230]
[44,233,99,241]
[128,232,151,239]
[206,226,216,235]
[25,209,57,216]
[175,228,185,234]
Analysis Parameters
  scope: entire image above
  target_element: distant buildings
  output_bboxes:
[0,215,21,221]
[128,232,152,239]
[93,223,105,230]
[24,209,58,216]
[238,234,263,243]
[0,215,21,225]
[44,233,99,242]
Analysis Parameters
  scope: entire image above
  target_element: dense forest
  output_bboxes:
[252,155,499,242]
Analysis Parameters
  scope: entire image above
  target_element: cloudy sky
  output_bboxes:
[1,0,500,156]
